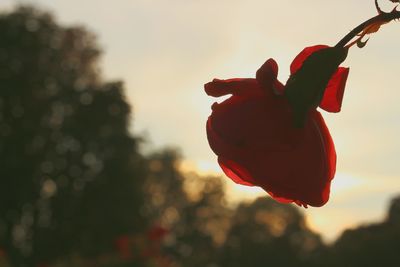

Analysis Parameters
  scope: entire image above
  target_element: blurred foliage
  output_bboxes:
[0,5,146,266]
[219,198,325,267]
[1,4,400,267]
[327,196,400,267]
[141,149,231,267]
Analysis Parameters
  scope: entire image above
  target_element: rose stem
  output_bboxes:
[335,8,400,48]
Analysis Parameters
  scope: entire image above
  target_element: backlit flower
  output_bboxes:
[205,45,349,207]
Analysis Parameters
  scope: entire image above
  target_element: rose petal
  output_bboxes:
[256,58,278,86]
[209,94,295,154]
[204,78,260,97]
[319,67,349,113]
[206,118,246,159]
[267,192,294,204]
[290,45,329,74]
[255,58,286,96]
[307,111,336,206]
[218,157,256,186]
[263,111,335,207]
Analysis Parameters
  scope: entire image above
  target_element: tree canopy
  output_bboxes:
[0,6,146,266]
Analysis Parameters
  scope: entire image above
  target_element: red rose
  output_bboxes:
[205,45,349,207]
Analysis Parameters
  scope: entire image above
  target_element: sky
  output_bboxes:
[1,0,400,242]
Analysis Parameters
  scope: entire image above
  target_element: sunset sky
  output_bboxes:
[2,0,400,242]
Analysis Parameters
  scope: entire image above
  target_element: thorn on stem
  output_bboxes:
[357,37,370,48]
[391,5,400,13]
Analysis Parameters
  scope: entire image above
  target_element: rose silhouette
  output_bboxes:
[205,45,349,207]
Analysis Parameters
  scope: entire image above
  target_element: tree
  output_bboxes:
[219,197,325,267]
[328,196,400,267]
[0,6,146,266]
[142,149,231,267]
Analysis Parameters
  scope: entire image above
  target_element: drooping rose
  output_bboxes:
[205,45,349,207]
